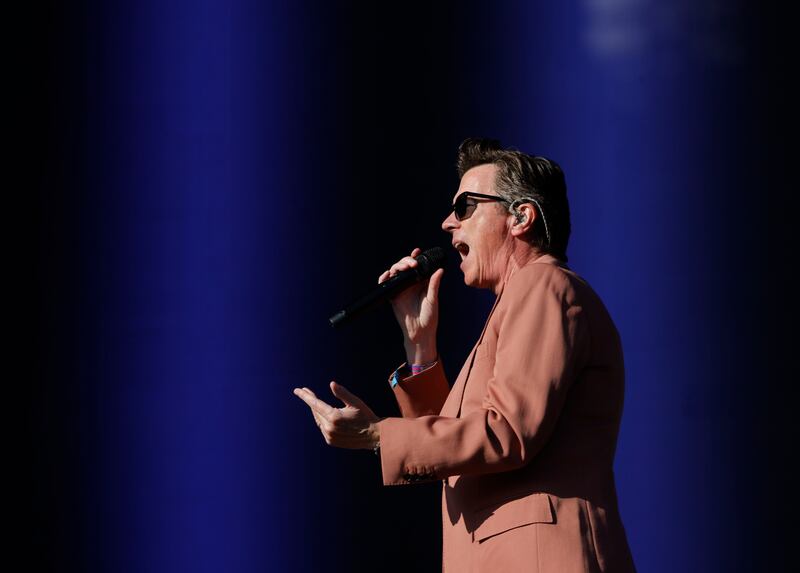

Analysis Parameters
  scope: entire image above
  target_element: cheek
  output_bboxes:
[475,221,504,252]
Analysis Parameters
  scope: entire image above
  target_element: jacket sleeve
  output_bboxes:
[377,267,590,486]
[388,361,451,418]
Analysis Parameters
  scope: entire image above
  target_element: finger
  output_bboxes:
[389,256,419,276]
[427,268,444,302]
[296,390,337,423]
[389,257,417,273]
[410,247,422,257]
[293,391,324,427]
[293,387,338,419]
[329,381,368,410]
[292,388,319,415]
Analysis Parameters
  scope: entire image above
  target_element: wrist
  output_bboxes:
[404,339,437,364]
[409,360,437,375]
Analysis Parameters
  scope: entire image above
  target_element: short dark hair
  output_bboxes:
[456,137,571,262]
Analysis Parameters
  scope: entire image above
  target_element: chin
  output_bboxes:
[461,271,478,288]
[461,259,484,289]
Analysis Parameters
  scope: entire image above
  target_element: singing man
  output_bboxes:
[294,138,636,572]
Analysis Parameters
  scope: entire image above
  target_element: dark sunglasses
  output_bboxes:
[452,192,510,221]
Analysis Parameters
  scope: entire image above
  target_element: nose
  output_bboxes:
[442,210,459,232]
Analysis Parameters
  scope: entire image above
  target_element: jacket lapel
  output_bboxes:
[439,288,505,418]
[439,254,558,418]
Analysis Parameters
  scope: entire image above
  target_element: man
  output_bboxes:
[294,138,636,572]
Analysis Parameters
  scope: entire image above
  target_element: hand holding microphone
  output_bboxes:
[378,248,444,364]
[328,247,445,364]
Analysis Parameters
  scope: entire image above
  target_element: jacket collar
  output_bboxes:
[500,252,563,290]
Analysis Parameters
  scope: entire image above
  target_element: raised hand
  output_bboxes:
[377,247,444,364]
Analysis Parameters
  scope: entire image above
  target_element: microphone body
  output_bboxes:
[329,247,447,328]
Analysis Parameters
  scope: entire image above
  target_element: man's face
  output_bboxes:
[442,164,514,292]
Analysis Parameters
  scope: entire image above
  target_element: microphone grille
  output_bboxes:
[416,246,447,277]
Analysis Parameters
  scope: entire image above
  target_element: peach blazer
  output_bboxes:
[377,254,636,572]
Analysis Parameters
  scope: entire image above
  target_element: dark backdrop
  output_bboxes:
[27,1,795,571]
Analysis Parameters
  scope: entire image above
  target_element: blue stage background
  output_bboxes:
[31,1,793,571]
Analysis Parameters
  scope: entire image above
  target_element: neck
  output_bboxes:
[493,245,546,295]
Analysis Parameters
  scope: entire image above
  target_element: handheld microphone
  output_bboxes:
[329,247,447,328]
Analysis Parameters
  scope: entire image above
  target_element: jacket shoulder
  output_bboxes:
[504,260,587,306]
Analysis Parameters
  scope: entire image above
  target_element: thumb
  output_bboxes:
[427,268,444,303]
[329,381,367,409]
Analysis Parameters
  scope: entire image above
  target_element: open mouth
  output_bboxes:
[454,242,470,260]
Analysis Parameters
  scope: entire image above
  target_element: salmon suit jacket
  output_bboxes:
[377,254,636,572]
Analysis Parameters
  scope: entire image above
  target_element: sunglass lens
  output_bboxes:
[453,194,474,221]
[453,195,465,220]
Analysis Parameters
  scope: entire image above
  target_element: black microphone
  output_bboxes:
[329,247,447,328]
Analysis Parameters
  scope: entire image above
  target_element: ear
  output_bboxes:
[510,203,536,237]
